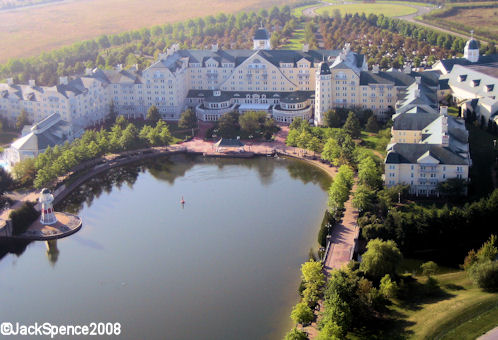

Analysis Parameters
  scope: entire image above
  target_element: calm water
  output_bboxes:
[0,155,330,339]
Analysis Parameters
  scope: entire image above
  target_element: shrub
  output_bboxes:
[467,261,498,291]
[284,327,309,340]
[290,302,315,325]
[9,201,40,235]
[420,261,438,278]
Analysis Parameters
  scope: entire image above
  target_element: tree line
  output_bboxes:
[313,12,466,68]
[12,115,174,189]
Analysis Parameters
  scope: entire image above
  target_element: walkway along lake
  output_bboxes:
[0,154,331,340]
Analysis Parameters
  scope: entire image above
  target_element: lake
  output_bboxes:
[0,155,330,339]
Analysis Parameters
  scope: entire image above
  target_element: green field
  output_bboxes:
[281,26,305,49]
[420,2,498,42]
[376,270,498,340]
[315,3,417,17]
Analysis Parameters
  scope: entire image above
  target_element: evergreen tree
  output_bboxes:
[343,112,361,138]
[178,108,198,129]
[146,105,161,125]
[365,116,380,133]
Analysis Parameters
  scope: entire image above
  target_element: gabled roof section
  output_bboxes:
[385,143,469,165]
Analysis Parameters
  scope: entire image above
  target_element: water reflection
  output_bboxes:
[1,155,331,270]
[0,155,330,340]
[45,240,59,266]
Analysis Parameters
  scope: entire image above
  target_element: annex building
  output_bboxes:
[434,35,498,125]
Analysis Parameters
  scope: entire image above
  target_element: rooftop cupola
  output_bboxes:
[253,24,271,50]
[464,30,479,63]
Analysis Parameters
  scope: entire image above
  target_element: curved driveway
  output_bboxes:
[302,1,483,43]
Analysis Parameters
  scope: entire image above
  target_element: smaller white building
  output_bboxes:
[4,113,73,166]
[253,27,271,50]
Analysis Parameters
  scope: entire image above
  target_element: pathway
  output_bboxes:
[323,184,359,271]
[301,1,483,43]
[478,326,498,340]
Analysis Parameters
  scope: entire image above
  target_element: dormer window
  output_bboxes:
[485,84,494,92]
[472,79,481,87]
[458,75,467,82]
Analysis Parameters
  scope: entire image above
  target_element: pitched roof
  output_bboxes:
[385,143,469,165]
[438,54,498,73]
[254,28,270,40]
[393,110,439,130]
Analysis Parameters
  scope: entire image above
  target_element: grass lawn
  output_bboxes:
[359,129,390,160]
[315,3,417,17]
[281,25,305,50]
[467,124,496,199]
[0,131,19,145]
[420,2,498,41]
[361,270,498,340]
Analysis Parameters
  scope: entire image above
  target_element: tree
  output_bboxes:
[301,260,325,288]
[379,274,398,298]
[284,328,308,340]
[286,129,300,147]
[115,115,127,129]
[239,111,265,136]
[146,105,161,125]
[421,261,438,278]
[107,100,117,123]
[437,177,467,197]
[358,156,381,190]
[324,109,342,128]
[178,108,198,130]
[318,320,343,340]
[16,109,30,131]
[290,302,314,325]
[365,116,379,133]
[352,184,376,213]
[0,167,14,196]
[321,138,340,163]
[307,136,321,155]
[217,111,240,138]
[343,111,361,138]
[360,239,402,280]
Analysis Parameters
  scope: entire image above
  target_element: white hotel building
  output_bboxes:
[1,28,441,131]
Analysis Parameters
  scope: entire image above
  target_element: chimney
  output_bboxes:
[372,64,379,74]
[403,63,411,74]
[442,115,448,133]
[59,76,68,85]
[29,79,36,87]
[442,134,449,147]
[302,44,309,53]
[415,76,421,84]
[7,78,13,86]
[85,68,92,76]
[440,106,448,116]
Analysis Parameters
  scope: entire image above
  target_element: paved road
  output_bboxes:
[478,326,498,340]
[302,1,483,43]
